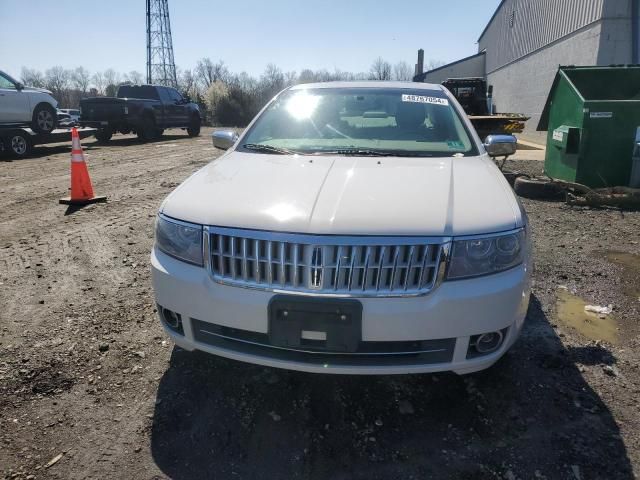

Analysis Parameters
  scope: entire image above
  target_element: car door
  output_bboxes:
[0,72,30,123]
[156,87,175,127]
[167,88,189,126]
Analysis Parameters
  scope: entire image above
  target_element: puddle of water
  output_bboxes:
[556,289,618,344]
[604,251,640,299]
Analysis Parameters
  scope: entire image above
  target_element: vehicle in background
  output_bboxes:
[58,108,80,123]
[57,110,73,127]
[152,81,531,376]
[0,70,58,134]
[439,77,529,139]
[0,125,96,159]
[79,84,201,142]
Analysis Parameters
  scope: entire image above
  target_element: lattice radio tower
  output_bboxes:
[146,0,178,87]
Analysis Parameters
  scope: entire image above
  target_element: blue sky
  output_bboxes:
[0,0,501,79]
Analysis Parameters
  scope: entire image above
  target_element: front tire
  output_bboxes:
[32,104,57,134]
[6,132,33,158]
[187,115,201,137]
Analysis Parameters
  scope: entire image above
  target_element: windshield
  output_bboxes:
[239,87,477,157]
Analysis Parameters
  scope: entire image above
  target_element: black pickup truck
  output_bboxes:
[80,84,200,142]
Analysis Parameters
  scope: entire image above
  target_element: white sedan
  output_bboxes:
[151,81,532,375]
[0,70,58,134]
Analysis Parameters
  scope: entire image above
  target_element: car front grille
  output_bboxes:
[206,227,448,297]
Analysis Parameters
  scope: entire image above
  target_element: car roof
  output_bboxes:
[288,81,444,91]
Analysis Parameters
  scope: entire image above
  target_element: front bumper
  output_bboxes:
[151,248,531,375]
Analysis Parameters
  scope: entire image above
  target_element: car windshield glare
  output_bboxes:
[239,87,477,157]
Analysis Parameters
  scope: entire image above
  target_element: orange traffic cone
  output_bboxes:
[59,128,106,205]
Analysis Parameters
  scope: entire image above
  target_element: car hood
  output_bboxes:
[23,86,53,95]
[161,151,522,236]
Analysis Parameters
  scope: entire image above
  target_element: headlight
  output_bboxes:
[447,229,525,280]
[155,215,203,266]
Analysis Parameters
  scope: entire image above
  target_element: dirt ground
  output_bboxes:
[1,128,639,480]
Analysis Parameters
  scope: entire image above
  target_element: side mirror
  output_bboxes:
[183,94,191,103]
[212,130,239,150]
[484,134,517,158]
[15,82,24,91]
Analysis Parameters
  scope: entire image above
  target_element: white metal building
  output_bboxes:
[417,0,640,142]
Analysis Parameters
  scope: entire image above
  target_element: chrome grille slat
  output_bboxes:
[389,247,400,291]
[279,242,286,287]
[267,240,273,285]
[293,244,299,287]
[208,227,444,297]
[362,246,372,291]
[404,246,416,291]
[241,238,248,281]
[333,245,343,291]
[418,245,430,288]
[375,246,386,291]
[230,236,237,280]
[347,246,357,291]
[217,235,225,277]
[253,239,260,282]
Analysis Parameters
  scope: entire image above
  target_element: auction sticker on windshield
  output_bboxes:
[401,94,449,106]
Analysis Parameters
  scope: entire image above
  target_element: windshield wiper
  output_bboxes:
[313,148,395,157]
[242,143,307,155]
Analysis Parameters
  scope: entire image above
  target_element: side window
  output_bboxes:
[168,88,183,103]
[157,87,172,103]
[0,74,16,90]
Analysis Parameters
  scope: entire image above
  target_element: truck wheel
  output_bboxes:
[32,104,57,134]
[137,115,156,142]
[6,132,33,158]
[514,177,564,200]
[95,128,113,143]
[187,115,201,137]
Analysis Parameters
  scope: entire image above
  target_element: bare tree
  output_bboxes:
[195,58,228,90]
[284,71,298,87]
[393,61,413,81]
[425,59,446,72]
[103,68,120,87]
[71,66,91,93]
[126,70,144,85]
[298,69,316,84]
[20,67,45,88]
[45,66,71,105]
[369,57,392,81]
[178,68,197,97]
[92,71,106,95]
[260,63,285,100]
[234,71,257,93]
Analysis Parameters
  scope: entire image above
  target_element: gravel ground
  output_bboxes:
[1,130,639,480]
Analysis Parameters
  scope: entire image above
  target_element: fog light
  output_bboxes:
[159,306,183,334]
[475,331,503,353]
[467,328,508,359]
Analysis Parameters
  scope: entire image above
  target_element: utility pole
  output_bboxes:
[146,0,178,87]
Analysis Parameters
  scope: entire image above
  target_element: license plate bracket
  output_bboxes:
[268,295,362,353]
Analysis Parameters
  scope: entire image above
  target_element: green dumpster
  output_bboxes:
[538,66,640,188]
